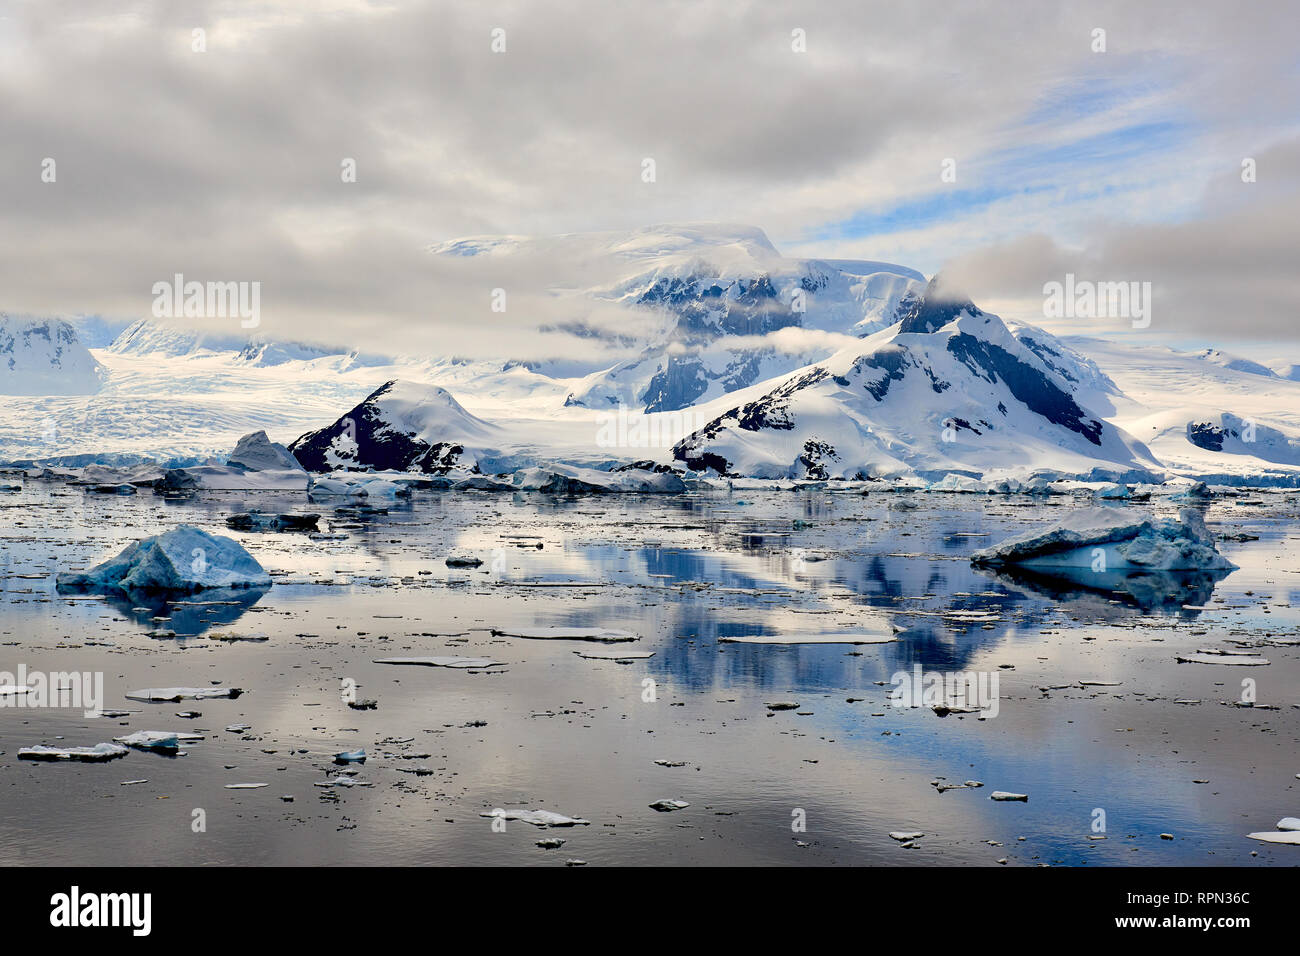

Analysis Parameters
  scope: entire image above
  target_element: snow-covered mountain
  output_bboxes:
[0,315,105,395]
[5,223,1300,485]
[289,379,502,473]
[431,223,924,413]
[671,280,1158,480]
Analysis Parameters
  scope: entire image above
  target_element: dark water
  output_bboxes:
[0,482,1297,865]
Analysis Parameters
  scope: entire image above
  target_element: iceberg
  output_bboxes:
[226,430,304,473]
[970,507,1237,572]
[156,465,309,492]
[55,526,272,593]
[511,464,686,494]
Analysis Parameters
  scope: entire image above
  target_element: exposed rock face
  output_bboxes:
[289,380,497,474]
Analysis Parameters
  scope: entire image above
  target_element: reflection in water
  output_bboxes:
[976,565,1231,617]
[89,587,269,637]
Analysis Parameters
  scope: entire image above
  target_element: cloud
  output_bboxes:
[0,0,1297,353]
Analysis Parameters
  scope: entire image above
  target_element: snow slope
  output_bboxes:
[671,281,1158,481]
[0,315,105,396]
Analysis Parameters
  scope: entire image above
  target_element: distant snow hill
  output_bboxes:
[0,315,105,396]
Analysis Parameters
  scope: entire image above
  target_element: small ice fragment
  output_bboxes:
[649,799,689,812]
[224,783,268,789]
[889,831,924,841]
[1247,830,1300,845]
[479,809,590,827]
[1276,817,1300,831]
[113,731,182,753]
[1176,653,1269,666]
[765,701,800,711]
[333,749,366,763]
[990,791,1028,801]
[125,687,241,702]
[490,626,637,643]
[445,555,483,567]
[573,649,655,660]
[373,657,505,669]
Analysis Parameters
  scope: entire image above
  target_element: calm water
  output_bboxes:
[0,481,1297,866]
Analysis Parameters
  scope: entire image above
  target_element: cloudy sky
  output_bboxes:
[1,0,1297,357]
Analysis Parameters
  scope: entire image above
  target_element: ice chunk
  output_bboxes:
[490,626,637,643]
[1276,817,1300,831]
[889,831,924,841]
[226,430,305,473]
[373,657,505,669]
[445,554,483,567]
[649,799,689,811]
[124,687,242,702]
[113,731,183,753]
[970,507,1237,572]
[225,512,319,532]
[990,791,1028,801]
[333,749,366,763]
[479,808,590,827]
[1246,830,1300,845]
[56,525,271,593]
[19,743,129,762]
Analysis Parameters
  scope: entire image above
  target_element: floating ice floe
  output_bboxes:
[479,808,590,827]
[1176,652,1269,666]
[928,474,988,494]
[225,511,320,532]
[889,831,924,841]
[56,525,271,593]
[373,657,505,669]
[718,633,895,645]
[970,507,1237,572]
[224,783,268,789]
[124,686,242,702]
[649,799,690,812]
[490,626,637,643]
[333,749,366,763]
[309,474,407,499]
[511,464,686,495]
[19,742,129,762]
[445,554,483,567]
[1246,818,1300,845]
[990,791,1028,801]
[156,465,309,493]
[765,701,800,711]
[573,649,655,660]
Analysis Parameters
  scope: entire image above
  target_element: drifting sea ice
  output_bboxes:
[970,507,1237,572]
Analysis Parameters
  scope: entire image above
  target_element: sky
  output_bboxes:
[1,0,1297,358]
